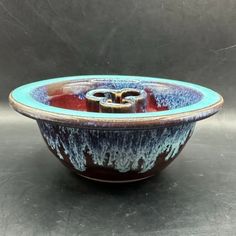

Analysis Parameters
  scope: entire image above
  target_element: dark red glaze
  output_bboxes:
[49,91,168,112]
[50,94,87,111]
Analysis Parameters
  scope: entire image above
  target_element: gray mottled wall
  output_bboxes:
[0,0,235,110]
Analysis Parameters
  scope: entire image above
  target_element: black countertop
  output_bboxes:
[0,106,235,235]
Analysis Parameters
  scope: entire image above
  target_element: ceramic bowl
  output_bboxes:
[9,75,223,183]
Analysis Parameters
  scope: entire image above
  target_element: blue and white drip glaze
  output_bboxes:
[38,121,195,173]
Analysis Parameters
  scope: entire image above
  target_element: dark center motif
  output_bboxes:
[85,88,147,113]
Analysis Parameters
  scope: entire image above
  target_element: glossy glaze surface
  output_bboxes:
[9,75,223,182]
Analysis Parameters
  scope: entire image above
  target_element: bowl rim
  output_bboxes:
[9,75,224,128]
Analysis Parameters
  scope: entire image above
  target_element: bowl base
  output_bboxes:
[76,173,155,183]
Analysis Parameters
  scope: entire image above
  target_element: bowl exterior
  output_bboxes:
[37,121,195,182]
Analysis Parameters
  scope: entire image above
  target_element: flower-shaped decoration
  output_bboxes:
[85,88,147,113]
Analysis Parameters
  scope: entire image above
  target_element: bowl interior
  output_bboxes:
[32,78,203,113]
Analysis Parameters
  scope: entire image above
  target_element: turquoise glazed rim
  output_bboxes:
[9,75,223,128]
